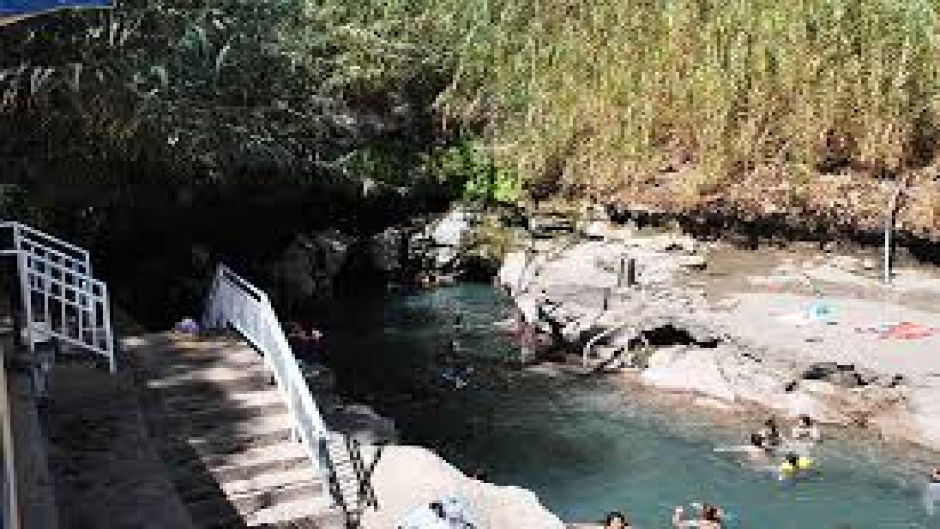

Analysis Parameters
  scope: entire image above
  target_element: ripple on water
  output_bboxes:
[316,284,940,528]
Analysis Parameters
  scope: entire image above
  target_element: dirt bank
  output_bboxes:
[603,167,940,256]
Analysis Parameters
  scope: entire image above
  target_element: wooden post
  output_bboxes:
[617,257,626,287]
[602,287,610,311]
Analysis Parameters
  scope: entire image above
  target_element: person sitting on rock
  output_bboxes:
[790,414,821,442]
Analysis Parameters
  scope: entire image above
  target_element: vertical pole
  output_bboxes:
[602,287,610,312]
[883,207,892,284]
[617,256,625,287]
[17,253,33,357]
[627,257,637,286]
[884,188,899,285]
[101,284,115,373]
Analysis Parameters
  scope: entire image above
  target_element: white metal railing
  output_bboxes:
[0,221,115,373]
[202,264,331,474]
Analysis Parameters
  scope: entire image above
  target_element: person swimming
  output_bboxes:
[603,511,632,529]
[790,414,821,442]
[759,417,783,448]
[778,452,814,481]
[672,503,724,528]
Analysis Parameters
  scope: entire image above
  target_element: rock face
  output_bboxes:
[369,226,405,274]
[430,208,472,268]
[642,347,737,401]
[497,229,931,448]
[360,446,564,529]
[266,205,522,303]
[270,230,354,303]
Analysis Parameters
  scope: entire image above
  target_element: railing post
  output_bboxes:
[17,253,33,358]
[101,285,115,373]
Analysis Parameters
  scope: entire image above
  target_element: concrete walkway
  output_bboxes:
[44,359,196,529]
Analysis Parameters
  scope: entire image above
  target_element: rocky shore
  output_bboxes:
[497,218,940,453]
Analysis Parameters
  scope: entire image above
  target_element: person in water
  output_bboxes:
[672,503,723,528]
[790,414,821,442]
[778,452,814,481]
[746,432,773,461]
[716,433,772,466]
[603,511,631,528]
[759,417,783,447]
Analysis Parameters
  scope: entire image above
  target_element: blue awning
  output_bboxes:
[1,0,111,25]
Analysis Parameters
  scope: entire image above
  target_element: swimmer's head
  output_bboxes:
[750,433,764,447]
[931,467,940,481]
[702,505,721,522]
[799,414,813,427]
[785,453,799,466]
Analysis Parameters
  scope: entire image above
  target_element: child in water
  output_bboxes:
[778,452,814,482]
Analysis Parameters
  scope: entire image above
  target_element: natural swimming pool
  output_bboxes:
[311,283,940,528]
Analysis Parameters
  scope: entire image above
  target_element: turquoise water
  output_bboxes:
[311,284,940,528]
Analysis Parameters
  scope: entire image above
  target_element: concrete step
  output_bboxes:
[188,480,331,528]
[148,371,275,396]
[223,467,322,498]
[162,388,285,414]
[151,356,265,378]
[147,364,272,388]
[170,443,313,493]
[184,467,324,513]
[243,495,340,528]
[166,413,295,456]
[134,333,339,528]
[161,399,288,430]
[206,442,311,483]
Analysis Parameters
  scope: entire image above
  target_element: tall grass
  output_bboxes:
[418,0,940,196]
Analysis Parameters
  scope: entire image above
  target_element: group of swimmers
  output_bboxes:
[729,415,820,481]
[601,503,725,529]
[599,416,819,528]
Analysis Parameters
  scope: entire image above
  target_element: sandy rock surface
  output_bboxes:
[498,231,940,451]
[360,446,565,529]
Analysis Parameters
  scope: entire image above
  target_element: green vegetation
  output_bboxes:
[425,139,522,205]
[430,0,940,194]
[7,0,937,201]
[3,0,940,323]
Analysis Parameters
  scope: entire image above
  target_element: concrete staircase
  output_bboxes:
[130,333,345,529]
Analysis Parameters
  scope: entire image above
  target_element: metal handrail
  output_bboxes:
[1,221,115,373]
[0,221,91,275]
[202,264,331,474]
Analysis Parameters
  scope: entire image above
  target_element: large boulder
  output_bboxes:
[370,227,404,273]
[270,230,354,302]
[360,446,564,529]
[429,208,473,269]
[642,347,738,401]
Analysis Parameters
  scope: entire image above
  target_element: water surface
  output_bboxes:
[311,284,939,528]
